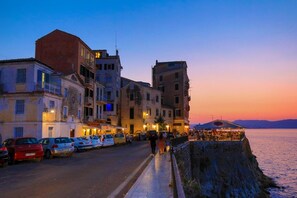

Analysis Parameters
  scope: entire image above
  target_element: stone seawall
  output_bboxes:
[174,138,276,198]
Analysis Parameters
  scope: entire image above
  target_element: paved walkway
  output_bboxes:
[125,152,173,198]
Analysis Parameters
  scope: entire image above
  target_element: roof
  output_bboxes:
[36,29,94,53]
[0,57,54,70]
[194,120,244,130]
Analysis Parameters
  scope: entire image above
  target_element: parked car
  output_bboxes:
[0,143,9,167]
[100,134,115,147]
[113,133,126,144]
[39,137,74,159]
[3,137,43,164]
[82,135,102,148]
[70,137,93,152]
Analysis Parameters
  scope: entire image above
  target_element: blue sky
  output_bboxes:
[1,0,297,122]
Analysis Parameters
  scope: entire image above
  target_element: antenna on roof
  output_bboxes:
[115,31,118,56]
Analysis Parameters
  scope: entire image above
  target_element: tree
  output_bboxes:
[154,115,166,131]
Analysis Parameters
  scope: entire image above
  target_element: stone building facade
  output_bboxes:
[152,60,190,133]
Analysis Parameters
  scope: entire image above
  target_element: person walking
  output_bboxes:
[158,133,165,155]
[149,133,158,155]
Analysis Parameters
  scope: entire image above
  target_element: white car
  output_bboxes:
[82,135,102,149]
[100,134,115,147]
[70,137,93,152]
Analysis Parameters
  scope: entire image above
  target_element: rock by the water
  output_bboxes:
[174,138,277,198]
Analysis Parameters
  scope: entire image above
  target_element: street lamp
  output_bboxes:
[166,125,169,131]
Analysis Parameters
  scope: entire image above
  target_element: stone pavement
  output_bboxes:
[125,152,173,198]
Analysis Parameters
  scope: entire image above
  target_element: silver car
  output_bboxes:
[39,137,74,159]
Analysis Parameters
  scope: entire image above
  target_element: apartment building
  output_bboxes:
[94,50,122,127]
[152,60,190,133]
[0,58,88,140]
[35,29,104,124]
[120,78,173,134]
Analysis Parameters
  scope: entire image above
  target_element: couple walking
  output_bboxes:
[149,132,166,155]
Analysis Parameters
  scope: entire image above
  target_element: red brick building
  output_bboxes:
[35,29,98,123]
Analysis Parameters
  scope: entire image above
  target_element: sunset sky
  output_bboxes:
[1,0,296,123]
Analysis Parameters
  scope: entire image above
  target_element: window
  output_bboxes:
[175,83,179,91]
[116,90,119,98]
[89,108,93,116]
[130,108,134,119]
[14,127,23,138]
[163,110,166,117]
[169,111,172,118]
[79,94,82,105]
[16,68,26,83]
[64,88,68,98]
[90,90,94,98]
[159,75,163,81]
[146,93,150,101]
[63,106,68,117]
[80,66,86,75]
[130,124,134,134]
[112,64,115,70]
[81,48,84,57]
[148,108,152,116]
[49,100,55,108]
[175,72,179,79]
[90,72,94,79]
[107,91,111,100]
[175,109,181,117]
[175,96,179,104]
[130,93,134,101]
[156,109,159,116]
[156,95,159,103]
[104,64,107,70]
[95,52,101,58]
[15,100,25,114]
[104,103,114,112]
[78,110,81,119]
[48,127,53,138]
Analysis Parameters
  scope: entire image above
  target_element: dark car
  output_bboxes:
[3,137,43,164]
[0,143,9,167]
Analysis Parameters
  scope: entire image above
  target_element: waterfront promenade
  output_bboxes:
[125,152,173,198]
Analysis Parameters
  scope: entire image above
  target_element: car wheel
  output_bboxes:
[67,152,73,157]
[36,157,43,162]
[74,146,79,152]
[45,150,52,159]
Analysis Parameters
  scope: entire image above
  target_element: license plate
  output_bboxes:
[25,153,35,156]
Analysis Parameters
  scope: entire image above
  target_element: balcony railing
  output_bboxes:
[84,96,93,105]
[96,96,107,104]
[84,77,94,86]
[36,83,61,95]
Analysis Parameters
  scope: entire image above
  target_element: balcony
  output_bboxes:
[35,83,61,95]
[83,59,95,70]
[84,96,93,106]
[96,96,107,104]
[84,77,94,87]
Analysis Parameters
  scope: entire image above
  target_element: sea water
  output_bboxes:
[245,129,297,198]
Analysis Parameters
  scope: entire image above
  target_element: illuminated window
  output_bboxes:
[81,48,84,57]
[95,52,101,58]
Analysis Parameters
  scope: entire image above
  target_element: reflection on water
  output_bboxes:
[245,129,297,198]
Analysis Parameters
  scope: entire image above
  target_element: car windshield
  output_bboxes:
[16,138,38,145]
[91,136,99,139]
[55,138,71,143]
[106,134,113,139]
[115,134,124,138]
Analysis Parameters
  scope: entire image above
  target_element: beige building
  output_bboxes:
[120,78,173,134]
[152,60,190,133]
[0,58,92,140]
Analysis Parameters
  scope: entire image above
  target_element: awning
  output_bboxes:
[195,120,244,130]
